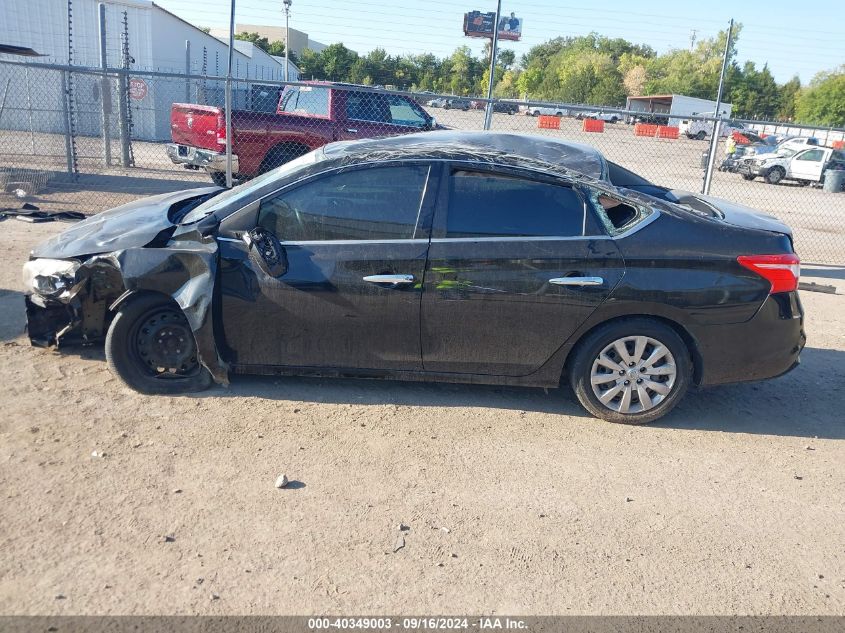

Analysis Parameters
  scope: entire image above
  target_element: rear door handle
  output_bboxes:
[346,128,358,134]
[549,276,604,286]
[363,274,415,285]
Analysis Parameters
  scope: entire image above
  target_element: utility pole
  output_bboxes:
[225,0,235,187]
[482,0,502,130]
[283,0,292,82]
[702,18,734,195]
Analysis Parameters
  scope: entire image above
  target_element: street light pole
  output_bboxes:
[283,0,292,82]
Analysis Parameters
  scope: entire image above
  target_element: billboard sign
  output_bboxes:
[463,10,522,41]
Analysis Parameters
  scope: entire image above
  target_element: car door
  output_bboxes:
[790,148,827,181]
[420,165,625,376]
[216,162,438,371]
[340,91,431,141]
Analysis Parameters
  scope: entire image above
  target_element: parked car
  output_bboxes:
[443,98,472,111]
[624,113,669,126]
[738,146,845,185]
[493,101,520,115]
[680,118,745,140]
[523,105,569,117]
[426,97,447,108]
[776,137,822,154]
[582,111,622,123]
[167,82,437,185]
[23,131,803,425]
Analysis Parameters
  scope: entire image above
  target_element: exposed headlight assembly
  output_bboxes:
[22,259,82,298]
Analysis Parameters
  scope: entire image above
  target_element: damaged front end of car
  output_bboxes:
[22,188,230,385]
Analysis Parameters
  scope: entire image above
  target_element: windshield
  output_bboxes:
[181,150,322,224]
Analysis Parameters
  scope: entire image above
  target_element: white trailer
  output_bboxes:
[625,94,732,127]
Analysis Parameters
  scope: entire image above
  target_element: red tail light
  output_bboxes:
[216,112,227,146]
[737,254,800,294]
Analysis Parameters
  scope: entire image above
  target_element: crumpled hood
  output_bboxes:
[30,187,220,259]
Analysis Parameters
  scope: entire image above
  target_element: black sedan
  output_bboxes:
[22,132,804,424]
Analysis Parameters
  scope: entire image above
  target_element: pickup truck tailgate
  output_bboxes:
[170,103,224,152]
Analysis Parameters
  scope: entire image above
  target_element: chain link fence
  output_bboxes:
[1,58,843,264]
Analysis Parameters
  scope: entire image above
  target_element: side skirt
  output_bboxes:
[229,363,563,389]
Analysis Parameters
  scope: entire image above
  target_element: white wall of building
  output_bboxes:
[0,0,291,140]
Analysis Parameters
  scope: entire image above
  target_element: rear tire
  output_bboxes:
[568,319,691,425]
[105,293,213,395]
[209,171,228,187]
[695,131,707,140]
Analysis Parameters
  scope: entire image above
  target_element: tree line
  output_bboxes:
[237,29,844,127]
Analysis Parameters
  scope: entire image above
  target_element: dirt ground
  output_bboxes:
[0,218,844,616]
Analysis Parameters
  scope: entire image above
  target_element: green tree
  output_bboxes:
[729,62,780,119]
[778,76,801,121]
[320,43,359,81]
[297,48,324,79]
[795,67,845,126]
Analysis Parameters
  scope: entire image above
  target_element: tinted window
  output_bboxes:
[258,165,429,241]
[346,92,390,123]
[446,171,584,238]
[279,86,330,117]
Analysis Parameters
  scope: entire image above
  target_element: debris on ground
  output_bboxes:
[163,534,175,543]
[798,281,837,295]
[393,534,405,553]
[275,474,289,489]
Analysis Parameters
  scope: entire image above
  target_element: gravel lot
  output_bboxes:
[1,219,844,615]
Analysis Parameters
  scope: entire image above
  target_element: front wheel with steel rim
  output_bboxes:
[568,319,691,424]
[105,293,213,395]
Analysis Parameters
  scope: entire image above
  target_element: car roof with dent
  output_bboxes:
[320,131,608,180]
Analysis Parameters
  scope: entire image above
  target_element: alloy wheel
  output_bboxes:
[589,335,678,414]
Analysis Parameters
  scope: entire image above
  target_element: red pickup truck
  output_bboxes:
[167,82,437,185]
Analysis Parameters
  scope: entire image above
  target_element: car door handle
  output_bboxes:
[346,128,358,134]
[363,274,415,285]
[549,276,604,286]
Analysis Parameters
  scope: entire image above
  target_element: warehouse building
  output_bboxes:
[0,0,300,140]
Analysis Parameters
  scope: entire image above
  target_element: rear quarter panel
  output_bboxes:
[607,211,784,326]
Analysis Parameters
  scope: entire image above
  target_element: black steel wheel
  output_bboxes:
[105,294,213,395]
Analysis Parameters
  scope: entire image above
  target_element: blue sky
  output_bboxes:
[157,0,844,84]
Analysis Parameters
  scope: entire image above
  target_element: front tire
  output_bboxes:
[742,173,755,180]
[568,319,691,424]
[765,167,785,185]
[105,294,213,395]
[695,131,707,140]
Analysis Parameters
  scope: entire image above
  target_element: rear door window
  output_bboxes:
[445,170,585,238]
[258,165,430,241]
[278,86,330,117]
